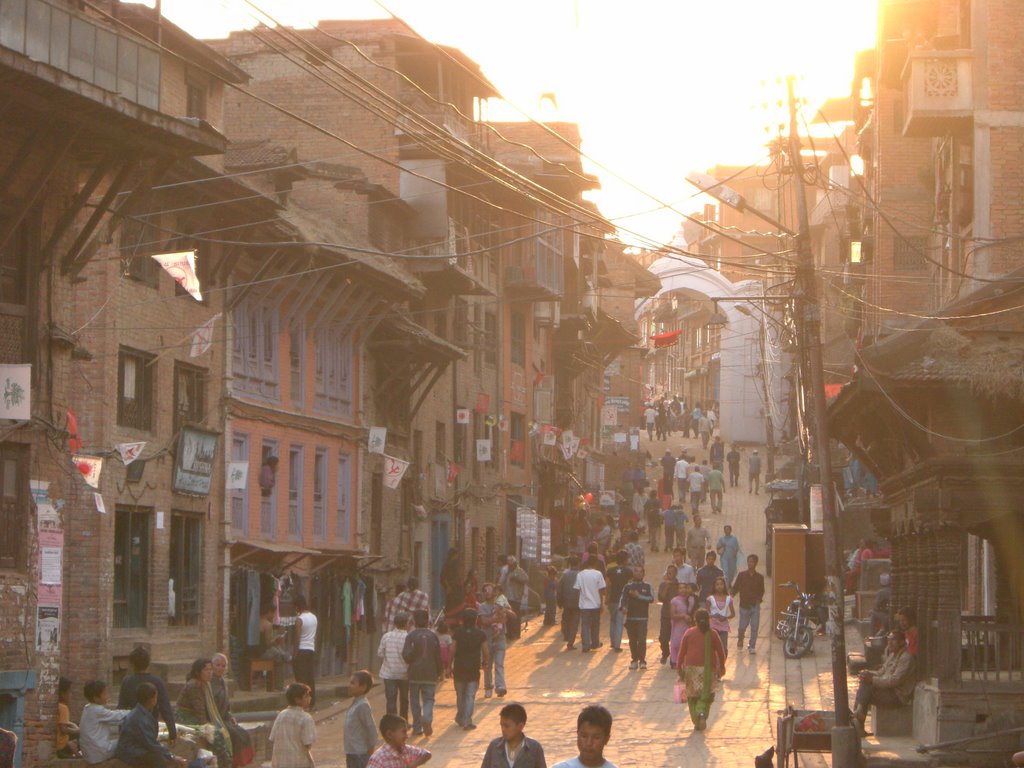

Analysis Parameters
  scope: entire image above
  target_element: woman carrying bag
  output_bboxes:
[677,608,726,731]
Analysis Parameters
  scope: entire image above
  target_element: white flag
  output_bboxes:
[455,408,470,424]
[601,405,618,426]
[562,430,574,446]
[382,455,410,489]
[568,437,581,456]
[116,442,146,465]
[368,426,387,455]
[227,461,249,490]
[190,313,221,358]
[152,251,202,301]
[94,493,106,514]
[72,455,103,489]
[0,364,31,420]
[560,442,573,461]
[476,439,492,462]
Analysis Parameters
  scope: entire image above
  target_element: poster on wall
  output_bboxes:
[368,426,387,454]
[601,405,617,426]
[475,439,492,462]
[36,606,60,653]
[809,484,823,532]
[0,364,31,420]
[172,427,218,496]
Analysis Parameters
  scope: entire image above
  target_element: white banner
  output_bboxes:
[152,251,202,301]
[0,364,31,420]
[72,455,103,489]
[94,493,106,514]
[382,455,410,489]
[368,426,387,454]
[599,490,616,507]
[455,408,470,424]
[475,439,492,462]
[542,428,557,446]
[560,442,573,461]
[227,461,249,490]
[601,405,617,426]
[116,442,146,465]
[562,429,574,446]
[190,313,221,358]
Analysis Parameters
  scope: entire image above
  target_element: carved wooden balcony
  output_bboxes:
[902,50,973,138]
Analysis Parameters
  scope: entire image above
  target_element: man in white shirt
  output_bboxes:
[574,557,607,653]
[79,680,130,764]
[377,612,410,720]
[688,466,706,515]
[643,406,657,441]
[673,456,690,500]
[672,547,697,585]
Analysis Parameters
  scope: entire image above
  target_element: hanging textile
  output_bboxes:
[246,570,261,646]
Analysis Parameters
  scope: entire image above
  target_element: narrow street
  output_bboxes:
[308,431,823,767]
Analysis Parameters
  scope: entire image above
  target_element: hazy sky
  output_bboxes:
[164,0,877,247]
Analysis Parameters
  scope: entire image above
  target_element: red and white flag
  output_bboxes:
[153,251,202,301]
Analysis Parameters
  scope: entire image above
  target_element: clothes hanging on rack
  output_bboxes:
[246,570,261,646]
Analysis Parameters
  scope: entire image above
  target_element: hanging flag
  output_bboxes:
[455,408,470,424]
[562,429,574,446]
[382,455,410,489]
[0,364,31,420]
[115,442,146,466]
[475,439,492,462]
[498,415,509,432]
[652,330,683,348]
[368,426,387,454]
[72,455,103,489]
[66,410,83,454]
[189,313,221,358]
[227,461,249,490]
[533,371,545,387]
[94,493,106,514]
[510,440,525,463]
[475,393,490,413]
[577,446,589,460]
[560,442,573,461]
[152,251,202,301]
[568,436,581,457]
[542,427,557,446]
[601,405,618,426]
[446,461,460,485]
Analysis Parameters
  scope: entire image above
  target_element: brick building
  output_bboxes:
[0,0,235,764]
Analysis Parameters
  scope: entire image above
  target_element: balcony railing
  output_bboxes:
[902,49,973,138]
[959,617,1023,684]
[396,89,489,151]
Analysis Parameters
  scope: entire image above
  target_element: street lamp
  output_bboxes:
[686,171,796,236]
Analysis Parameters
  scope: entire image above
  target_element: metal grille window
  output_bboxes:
[113,507,150,628]
[168,513,201,626]
[484,312,497,366]
[118,348,155,431]
[232,299,279,400]
[0,443,27,569]
[510,312,526,366]
[230,433,249,535]
[288,445,304,540]
[336,453,351,541]
[313,448,327,539]
[173,362,206,433]
[893,237,928,271]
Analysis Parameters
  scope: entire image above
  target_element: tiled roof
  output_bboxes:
[225,140,295,170]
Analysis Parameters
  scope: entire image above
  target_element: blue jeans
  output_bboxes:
[580,608,601,650]
[454,679,479,726]
[737,605,761,649]
[608,606,625,650]
[483,635,507,692]
[408,682,436,732]
[383,678,408,719]
[345,756,369,768]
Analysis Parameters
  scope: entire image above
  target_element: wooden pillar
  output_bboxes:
[891,534,908,618]
[934,525,963,685]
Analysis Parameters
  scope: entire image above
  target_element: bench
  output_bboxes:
[871,704,913,736]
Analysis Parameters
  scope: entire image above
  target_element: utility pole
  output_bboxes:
[785,76,858,767]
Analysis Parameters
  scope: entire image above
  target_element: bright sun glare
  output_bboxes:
[163,0,878,247]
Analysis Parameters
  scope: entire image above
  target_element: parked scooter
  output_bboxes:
[776,581,821,658]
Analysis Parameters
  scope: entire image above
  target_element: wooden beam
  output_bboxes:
[59,157,138,274]
[0,132,38,197]
[285,274,331,330]
[281,268,322,329]
[0,128,81,255]
[356,299,392,346]
[410,364,446,421]
[226,249,281,313]
[311,281,357,332]
[333,290,374,338]
[40,154,118,265]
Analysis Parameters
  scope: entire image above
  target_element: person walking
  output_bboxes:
[402,610,443,737]
[644,491,663,552]
[690,405,702,439]
[672,547,697,586]
[726,445,741,488]
[716,526,740,587]
[504,557,530,631]
[687,466,705,517]
[575,556,607,653]
[479,703,546,768]
[451,610,489,731]
[707,577,735,658]
[669,582,696,668]
[673,455,690,501]
[557,557,581,650]
[662,504,677,553]
[620,565,654,671]
[644,404,657,442]
[543,566,559,626]
[605,552,631,653]
[660,450,676,500]
[291,595,319,708]
[377,612,410,720]
[478,584,511,698]
[698,414,712,450]
[686,515,710,569]
[748,450,762,495]
[709,436,725,471]
[623,531,645,569]
[695,551,725,604]
[707,465,724,514]
[657,564,678,665]
[678,609,726,731]
[731,554,765,654]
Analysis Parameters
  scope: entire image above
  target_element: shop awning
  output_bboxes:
[652,330,683,348]
[229,538,321,573]
[307,547,383,575]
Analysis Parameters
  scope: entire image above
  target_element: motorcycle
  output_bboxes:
[775,581,820,658]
